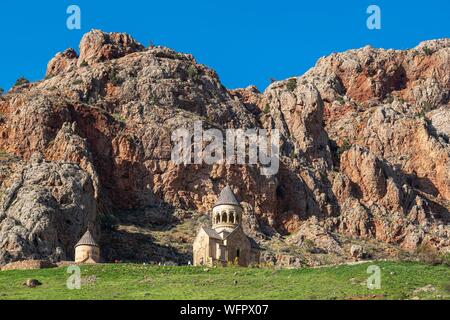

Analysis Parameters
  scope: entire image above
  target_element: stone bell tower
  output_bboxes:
[211,185,243,234]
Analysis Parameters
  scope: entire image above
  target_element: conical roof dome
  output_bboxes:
[75,230,99,248]
[213,185,240,208]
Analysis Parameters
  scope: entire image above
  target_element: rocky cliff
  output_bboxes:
[0,30,448,265]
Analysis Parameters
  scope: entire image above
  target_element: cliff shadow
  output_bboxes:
[100,227,192,264]
[274,160,340,235]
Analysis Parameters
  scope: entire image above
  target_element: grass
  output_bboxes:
[0,261,449,300]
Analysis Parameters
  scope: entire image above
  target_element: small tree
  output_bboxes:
[187,65,199,81]
[287,78,297,92]
[422,46,433,56]
[14,76,29,87]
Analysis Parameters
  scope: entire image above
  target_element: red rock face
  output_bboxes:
[78,29,145,65]
[46,48,79,78]
[0,30,449,265]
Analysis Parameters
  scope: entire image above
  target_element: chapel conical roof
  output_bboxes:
[75,230,99,248]
[213,185,240,208]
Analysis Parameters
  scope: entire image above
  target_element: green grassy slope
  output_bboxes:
[0,261,449,300]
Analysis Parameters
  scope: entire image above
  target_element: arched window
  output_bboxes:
[215,214,220,224]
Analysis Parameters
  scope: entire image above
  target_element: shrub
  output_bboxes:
[0,149,9,158]
[263,104,270,114]
[80,60,88,67]
[290,149,296,159]
[13,77,29,87]
[441,253,450,266]
[421,101,434,113]
[303,239,315,250]
[113,113,127,123]
[417,101,434,118]
[417,111,426,119]
[335,96,345,105]
[0,88,4,95]
[302,239,323,254]
[175,53,185,60]
[422,46,433,56]
[108,69,123,86]
[396,249,412,262]
[415,244,442,265]
[286,78,297,92]
[337,139,351,160]
[187,65,200,81]
[384,94,394,104]
[149,94,159,105]
[72,79,83,86]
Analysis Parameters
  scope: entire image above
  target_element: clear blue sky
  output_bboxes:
[0,0,449,91]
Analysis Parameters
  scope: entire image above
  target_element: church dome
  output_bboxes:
[213,185,241,208]
[212,186,242,233]
[75,230,99,248]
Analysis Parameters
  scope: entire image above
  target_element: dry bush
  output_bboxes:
[415,244,442,265]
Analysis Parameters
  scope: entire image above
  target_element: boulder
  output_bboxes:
[78,29,145,65]
[350,245,365,259]
[23,279,42,288]
[46,48,78,78]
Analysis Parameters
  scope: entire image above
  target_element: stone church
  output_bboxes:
[193,186,259,267]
